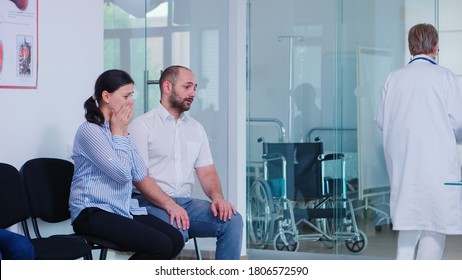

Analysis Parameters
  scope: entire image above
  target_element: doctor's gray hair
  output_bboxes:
[408,23,438,56]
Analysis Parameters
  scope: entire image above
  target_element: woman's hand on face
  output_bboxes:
[110,100,134,136]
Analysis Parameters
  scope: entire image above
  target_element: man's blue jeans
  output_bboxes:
[0,228,34,260]
[133,194,243,260]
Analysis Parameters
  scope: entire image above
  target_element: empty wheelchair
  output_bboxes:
[247,141,367,254]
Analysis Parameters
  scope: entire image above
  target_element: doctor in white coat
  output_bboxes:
[376,23,462,259]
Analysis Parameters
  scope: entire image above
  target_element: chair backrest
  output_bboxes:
[19,158,130,259]
[0,163,32,229]
[2,161,92,260]
[20,158,74,223]
[263,142,324,201]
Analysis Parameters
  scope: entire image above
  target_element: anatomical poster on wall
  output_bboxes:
[0,0,38,89]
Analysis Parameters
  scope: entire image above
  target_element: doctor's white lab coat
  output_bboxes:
[376,54,462,234]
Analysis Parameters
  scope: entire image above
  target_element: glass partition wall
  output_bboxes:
[246,0,456,259]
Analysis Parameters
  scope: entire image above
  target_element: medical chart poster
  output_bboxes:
[0,0,38,89]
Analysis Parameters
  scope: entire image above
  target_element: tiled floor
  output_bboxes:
[244,215,462,260]
[242,183,462,260]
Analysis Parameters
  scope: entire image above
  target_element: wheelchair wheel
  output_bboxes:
[248,178,275,248]
[344,229,368,254]
[273,230,300,252]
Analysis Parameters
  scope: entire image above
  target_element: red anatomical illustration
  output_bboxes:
[10,0,28,11]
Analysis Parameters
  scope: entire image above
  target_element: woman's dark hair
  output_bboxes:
[84,69,134,126]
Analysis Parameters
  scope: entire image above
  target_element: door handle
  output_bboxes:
[146,79,159,85]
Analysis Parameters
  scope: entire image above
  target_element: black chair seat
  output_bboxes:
[79,235,125,260]
[80,235,122,250]
[32,236,92,260]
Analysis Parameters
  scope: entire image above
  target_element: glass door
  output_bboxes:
[246,0,447,260]
[246,0,349,258]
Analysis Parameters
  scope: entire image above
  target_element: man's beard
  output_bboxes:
[169,89,192,112]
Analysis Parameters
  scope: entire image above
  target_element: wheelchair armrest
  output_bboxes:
[318,153,345,161]
[262,152,285,162]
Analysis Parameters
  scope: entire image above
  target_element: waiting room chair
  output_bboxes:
[18,157,200,260]
[0,162,92,260]
[19,157,203,260]
[19,157,125,260]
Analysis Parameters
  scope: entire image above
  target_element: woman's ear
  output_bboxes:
[101,90,110,104]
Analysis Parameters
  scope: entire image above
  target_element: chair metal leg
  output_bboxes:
[99,248,108,260]
[193,237,202,260]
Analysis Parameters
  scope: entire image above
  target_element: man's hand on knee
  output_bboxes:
[211,198,237,221]
[167,204,190,230]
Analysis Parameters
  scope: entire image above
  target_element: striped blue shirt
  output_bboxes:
[69,120,148,222]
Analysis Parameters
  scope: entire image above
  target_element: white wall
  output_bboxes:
[1,0,103,240]
[0,0,103,169]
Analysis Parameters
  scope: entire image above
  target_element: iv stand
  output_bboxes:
[278,35,304,143]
